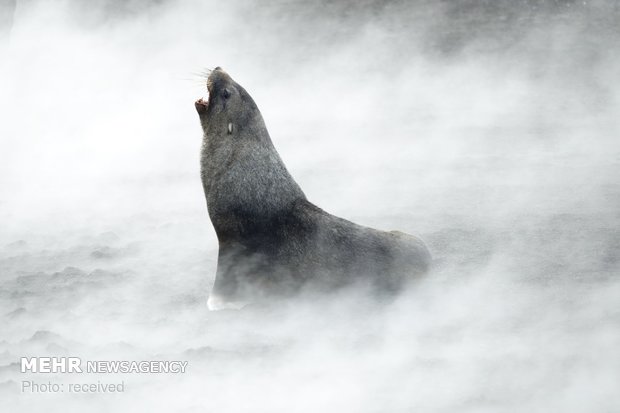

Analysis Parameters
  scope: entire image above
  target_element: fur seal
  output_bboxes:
[195,67,431,310]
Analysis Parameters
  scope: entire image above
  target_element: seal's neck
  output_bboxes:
[200,112,306,240]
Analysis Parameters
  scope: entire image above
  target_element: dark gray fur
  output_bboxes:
[196,68,430,307]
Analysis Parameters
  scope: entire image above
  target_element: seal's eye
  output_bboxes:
[222,88,231,99]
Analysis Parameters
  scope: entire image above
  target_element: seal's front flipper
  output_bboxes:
[207,241,266,311]
[206,294,249,311]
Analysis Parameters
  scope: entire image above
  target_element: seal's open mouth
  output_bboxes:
[195,67,225,115]
[195,97,208,114]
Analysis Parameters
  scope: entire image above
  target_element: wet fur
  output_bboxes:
[196,68,431,308]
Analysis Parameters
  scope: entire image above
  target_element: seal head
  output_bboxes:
[195,67,260,135]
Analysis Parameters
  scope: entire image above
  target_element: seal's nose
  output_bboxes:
[214,66,222,71]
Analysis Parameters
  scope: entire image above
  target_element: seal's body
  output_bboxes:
[195,68,430,309]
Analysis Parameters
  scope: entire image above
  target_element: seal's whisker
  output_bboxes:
[189,71,211,79]
[179,76,208,83]
[197,68,213,78]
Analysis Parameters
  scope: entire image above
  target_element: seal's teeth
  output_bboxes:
[228,123,233,134]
